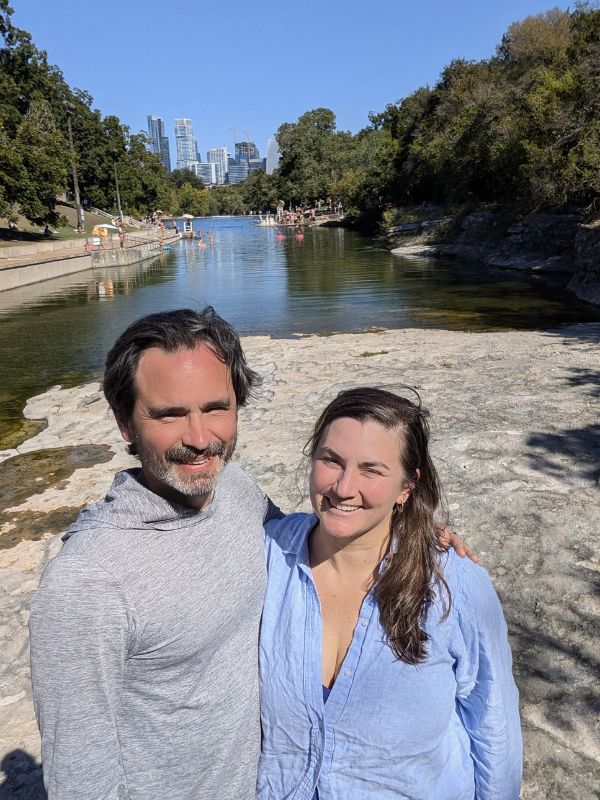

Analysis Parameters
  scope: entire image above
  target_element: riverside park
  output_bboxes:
[1,1,600,798]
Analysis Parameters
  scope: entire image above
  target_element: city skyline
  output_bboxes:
[11,0,571,166]
[147,114,270,178]
[152,114,268,183]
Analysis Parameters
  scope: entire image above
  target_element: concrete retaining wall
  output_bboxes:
[0,254,92,292]
[0,237,86,259]
[91,238,168,268]
[0,235,178,292]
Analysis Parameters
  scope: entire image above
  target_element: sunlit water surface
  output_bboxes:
[1,217,599,446]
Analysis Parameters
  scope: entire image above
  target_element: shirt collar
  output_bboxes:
[280,512,394,576]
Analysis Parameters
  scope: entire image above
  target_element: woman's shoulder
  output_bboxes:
[264,512,317,554]
[441,548,499,609]
[441,549,507,638]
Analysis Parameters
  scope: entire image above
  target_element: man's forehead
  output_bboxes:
[137,343,222,369]
[134,345,234,393]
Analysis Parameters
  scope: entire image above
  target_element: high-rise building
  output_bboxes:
[234,141,260,162]
[227,158,249,184]
[207,147,228,185]
[175,118,199,170]
[193,162,217,186]
[248,158,265,174]
[266,136,281,175]
[147,115,171,172]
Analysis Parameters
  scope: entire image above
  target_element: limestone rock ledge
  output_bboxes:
[390,211,600,306]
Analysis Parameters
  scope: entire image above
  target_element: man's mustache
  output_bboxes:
[165,442,226,464]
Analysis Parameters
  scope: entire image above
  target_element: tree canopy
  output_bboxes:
[270,4,600,225]
[1,3,599,226]
[0,2,175,223]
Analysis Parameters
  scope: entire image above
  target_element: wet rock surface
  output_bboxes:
[1,325,599,798]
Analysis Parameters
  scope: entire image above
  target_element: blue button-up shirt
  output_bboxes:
[258,513,522,800]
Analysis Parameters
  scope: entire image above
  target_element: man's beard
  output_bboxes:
[136,437,236,499]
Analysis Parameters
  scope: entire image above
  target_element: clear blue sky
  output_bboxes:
[12,0,569,163]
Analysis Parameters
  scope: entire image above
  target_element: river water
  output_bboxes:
[1,216,599,447]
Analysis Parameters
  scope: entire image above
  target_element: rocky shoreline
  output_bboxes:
[1,325,599,799]
[388,210,600,305]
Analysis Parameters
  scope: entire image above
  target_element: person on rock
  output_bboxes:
[29,308,474,800]
[258,387,522,799]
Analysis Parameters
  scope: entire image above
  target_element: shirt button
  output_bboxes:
[360,619,368,627]
[343,669,351,677]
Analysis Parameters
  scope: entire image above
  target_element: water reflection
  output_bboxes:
[0,217,599,448]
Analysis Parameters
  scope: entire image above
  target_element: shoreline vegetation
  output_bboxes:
[1,326,600,798]
[2,5,600,239]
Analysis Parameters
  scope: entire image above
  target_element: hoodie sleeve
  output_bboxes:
[29,555,136,800]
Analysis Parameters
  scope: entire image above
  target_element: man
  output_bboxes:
[30,307,469,800]
[30,307,279,800]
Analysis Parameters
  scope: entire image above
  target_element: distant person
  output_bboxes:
[258,387,522,799]
[43,224,51,238]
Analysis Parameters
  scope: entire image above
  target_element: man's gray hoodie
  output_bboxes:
[29,464,274,800]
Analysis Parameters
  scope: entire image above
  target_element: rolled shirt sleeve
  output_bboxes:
[29,556,135,800]
[453,561,522,799]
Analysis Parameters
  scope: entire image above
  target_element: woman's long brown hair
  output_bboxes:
[305,387,450,665]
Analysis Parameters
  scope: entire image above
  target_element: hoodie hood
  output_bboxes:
[64,468,218,541]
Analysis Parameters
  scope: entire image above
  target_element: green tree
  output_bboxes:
[170,168,204,190]
[240,170,279,212]
[276,108,350,204]
[206,185,245,215]
[117,134,172,217]
[0,2,70,222]
[175,182,209,217]
[14,98,68,222]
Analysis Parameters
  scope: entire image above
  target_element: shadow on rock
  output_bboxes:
[526,367,600,484]
[546,323,600,349]
[564,366,600,399]
[0,751,45,800]
[526,423,600,484]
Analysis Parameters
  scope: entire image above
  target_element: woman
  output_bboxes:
[259,387,522,799]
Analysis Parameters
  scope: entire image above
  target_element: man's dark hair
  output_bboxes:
[103,307,260,426]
